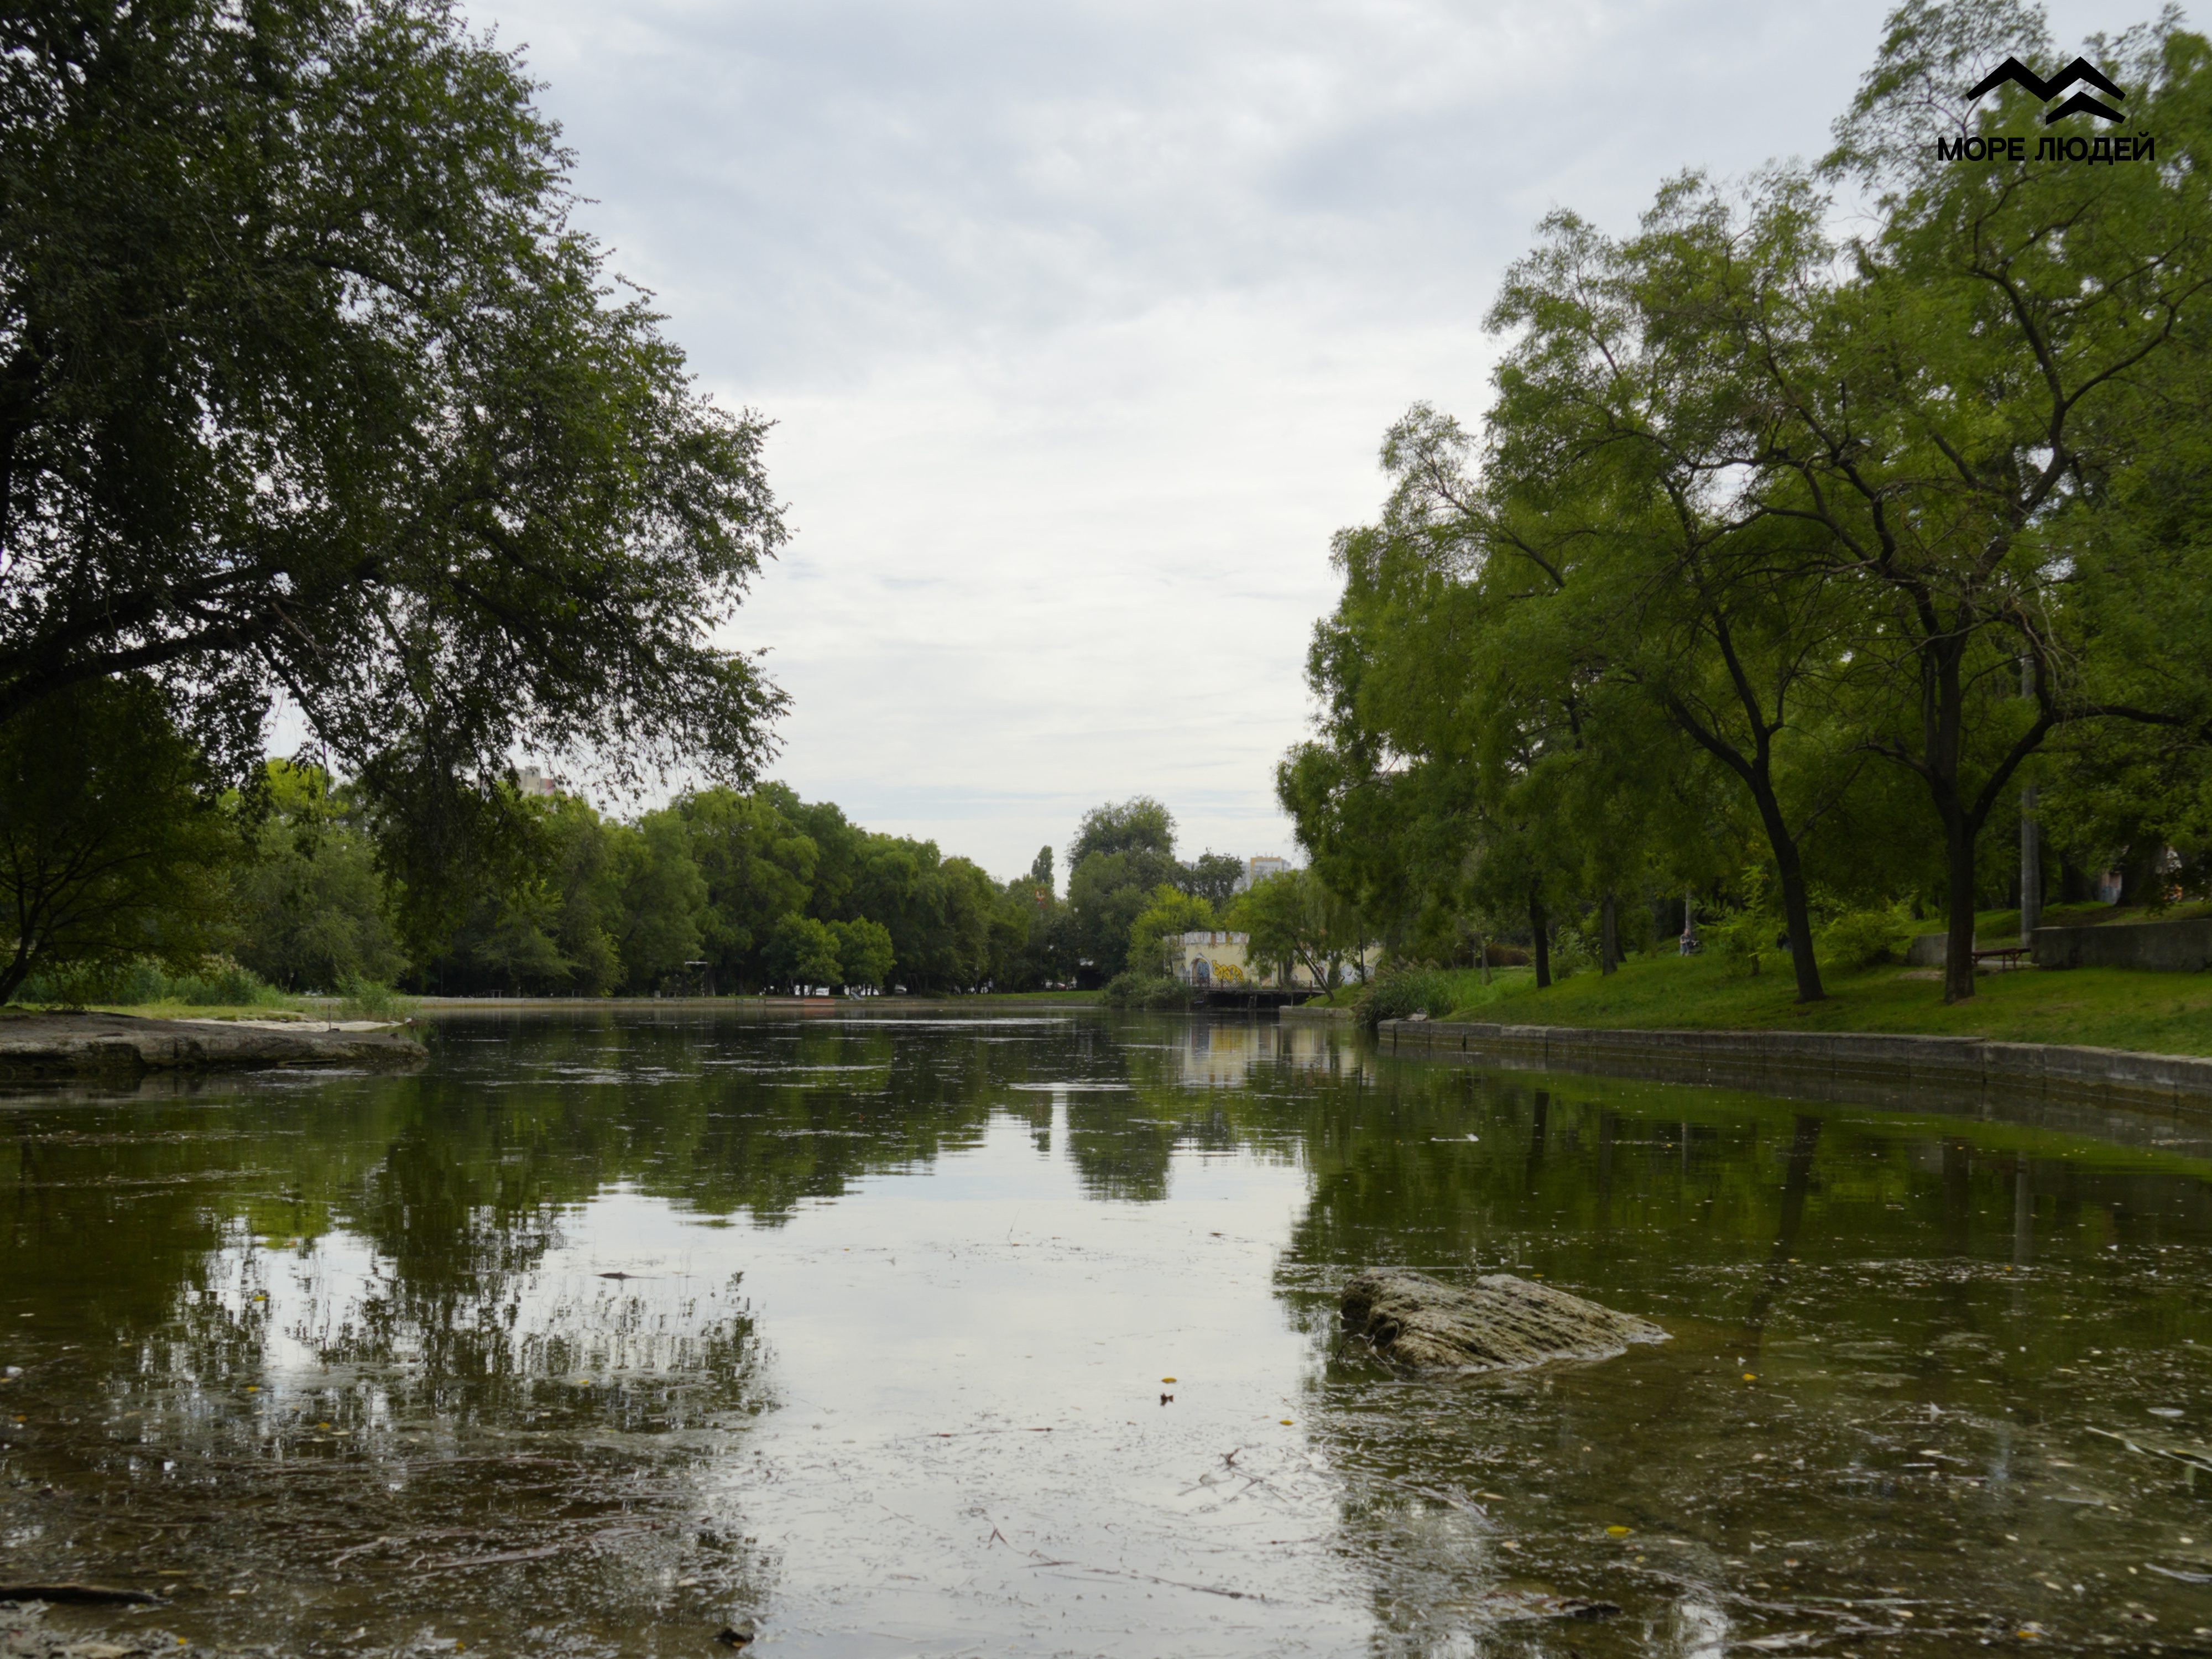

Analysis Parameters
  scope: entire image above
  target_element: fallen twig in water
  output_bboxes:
[329,1528,483,1568]
[2088,1426,2212,1475]
[411,1524,661,1574]
[0,1583,165,1605]
[1025,1555,1260,1601]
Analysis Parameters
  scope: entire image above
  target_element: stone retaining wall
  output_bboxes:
[1374,1017,2212,1114]
[1908,916,2212,971]
[2033,916,2212,971]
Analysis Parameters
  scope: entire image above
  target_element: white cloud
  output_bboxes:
[472,0,2150,879]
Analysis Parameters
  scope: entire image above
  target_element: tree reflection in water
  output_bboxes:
[0,1008,2208,1657]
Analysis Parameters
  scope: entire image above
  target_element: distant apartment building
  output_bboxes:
[516,765,565,797]
[1233,854,1292,893]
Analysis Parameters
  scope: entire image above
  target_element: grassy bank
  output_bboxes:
[401,989,1102,1009]
[12,1000,315,1021]
[1440,952,2212,1056]
[826,990,1100,1008]
[13,988,1098,1019]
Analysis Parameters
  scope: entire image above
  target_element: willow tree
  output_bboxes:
[0,0,785,937]
[1755,2,2212,1000]
[1418,173,1885,1004]
[1278,468,1703,986]
[1292,0,2212,1006]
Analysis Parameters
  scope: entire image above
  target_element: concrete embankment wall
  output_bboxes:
[1374,1017,2212,1115]
[1907,915,2212,971]
[2033,916,2212,971]
[1279,1004,1356,1024]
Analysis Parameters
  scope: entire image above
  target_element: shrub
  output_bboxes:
[1355,966,1482,1032]
[335,975,418,1021]
[1549,927,1596,980]
[1707,906,1778,976]
[1103,972,1192,1010]
[1705,868,1780,977]
[1819,901,1916,970]
[19,957,289,1008]
[189,960,281,1006]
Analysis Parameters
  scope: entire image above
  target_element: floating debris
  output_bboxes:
[1341,1268,1667,1371]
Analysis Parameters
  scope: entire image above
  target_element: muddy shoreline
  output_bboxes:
[0,1011,424,1077]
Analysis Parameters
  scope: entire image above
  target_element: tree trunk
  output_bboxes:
[2117,841,2163,906]
[2020,783,2041,946]
[1658,669,1823,1000]
[1918,637,2051,1004]
[2059,852,2088,904]
[1942,807,1978,1004]
[1529,891,1552,989]
[1745,783,1825,1002]
[1600,892,1619,975]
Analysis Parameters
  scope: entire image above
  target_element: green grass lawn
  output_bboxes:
[909,989,1100,1005]
[20,1001,312,1021]
[1443,951,2212,1055]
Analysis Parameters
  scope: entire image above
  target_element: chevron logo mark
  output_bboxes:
[1966,56,2126,123]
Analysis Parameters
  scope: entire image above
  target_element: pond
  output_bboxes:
[3,1009,2211,1658]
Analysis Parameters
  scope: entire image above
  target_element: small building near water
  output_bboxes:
[1170,930,1357,990]
[1172,930,1260,989]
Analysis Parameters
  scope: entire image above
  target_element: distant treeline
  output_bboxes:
[228,771,1258,997]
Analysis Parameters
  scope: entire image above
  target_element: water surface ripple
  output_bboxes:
[2,1009,2209,1657]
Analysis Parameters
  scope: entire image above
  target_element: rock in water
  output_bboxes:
[1341,1268,1665,1371]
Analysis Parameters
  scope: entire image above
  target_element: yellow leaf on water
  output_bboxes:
[1161,1376,1176,1383]
[1280,1418,1293,1425]
[1606,1526,1631,1536]
[1741,1373,1757,1382]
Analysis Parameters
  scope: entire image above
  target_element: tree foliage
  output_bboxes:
[1236,869,1366,992]
[0,678,234,1001]
[1125,886,1217,978]
[0,0,785,936]
[234,764,406,993]
[1282,0,2212,1004]
[1069,797,1176,866]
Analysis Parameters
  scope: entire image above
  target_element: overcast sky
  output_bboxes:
[471,0,2138,886]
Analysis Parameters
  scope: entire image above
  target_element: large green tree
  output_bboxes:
[677,787,816,990]
[234,763,407,992]
[1068,797,1175,865]
[0,0,784,932]
[0,678,234,1001]
[1289,0,2212,1005]
[1236,869,1365,992]
[1765,2,2212,998]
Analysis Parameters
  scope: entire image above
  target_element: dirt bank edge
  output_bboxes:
[0,1011,425,1077]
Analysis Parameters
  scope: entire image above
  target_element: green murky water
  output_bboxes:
[3,1009,2211,1657]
